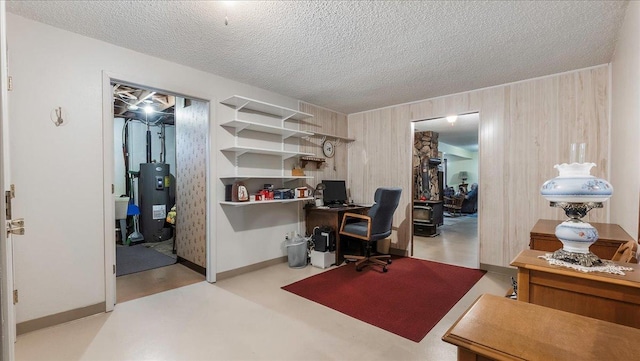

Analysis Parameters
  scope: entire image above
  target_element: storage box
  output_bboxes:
[274,189,293,199]
[310,250,335,269]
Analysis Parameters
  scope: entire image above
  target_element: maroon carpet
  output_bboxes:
[282,257,485,342]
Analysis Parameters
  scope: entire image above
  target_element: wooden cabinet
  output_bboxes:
[443,293,640,361]
[511,249,640,328]
[530,219,634,260]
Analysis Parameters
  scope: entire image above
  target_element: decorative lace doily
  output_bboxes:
[539,254,634,275]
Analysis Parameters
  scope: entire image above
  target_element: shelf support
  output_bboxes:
[235,100,251,112]
[281,111,297,122]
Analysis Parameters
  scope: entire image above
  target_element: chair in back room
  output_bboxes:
[339,187,402,272]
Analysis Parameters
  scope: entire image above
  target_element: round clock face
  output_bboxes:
[322,140,335,158]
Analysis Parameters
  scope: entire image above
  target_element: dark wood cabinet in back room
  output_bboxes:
[529,219,635,261]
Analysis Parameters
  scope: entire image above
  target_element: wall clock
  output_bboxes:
[322,139,335,158]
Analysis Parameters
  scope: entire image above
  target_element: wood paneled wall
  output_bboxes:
[348,66,610,267]
[298,102,349,191]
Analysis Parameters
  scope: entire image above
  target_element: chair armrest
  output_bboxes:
[339,212,372,240]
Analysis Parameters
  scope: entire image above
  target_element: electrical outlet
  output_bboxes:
[285,234,290,241]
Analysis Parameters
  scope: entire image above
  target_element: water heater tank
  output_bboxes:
[138,163,171,242]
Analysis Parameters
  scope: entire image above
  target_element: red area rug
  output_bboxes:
[282,257,485,342]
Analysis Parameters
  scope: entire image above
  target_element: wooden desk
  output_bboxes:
[530,219,635,261]
[442,293,640,361]
[305,206,369,265]
[511,249,640,328]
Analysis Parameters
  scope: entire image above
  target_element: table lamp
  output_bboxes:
[540,143,613,267]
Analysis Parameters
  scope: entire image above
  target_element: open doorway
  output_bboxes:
[411,113,479,269]
[113,84,178,273]
[109,81,207,304]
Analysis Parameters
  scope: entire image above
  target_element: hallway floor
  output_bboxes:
[16,213,511,361]
[413,214,479,268]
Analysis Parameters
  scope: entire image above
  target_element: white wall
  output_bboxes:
[8,14,304,323]
[610,1,640,239]
[445,153,478,189]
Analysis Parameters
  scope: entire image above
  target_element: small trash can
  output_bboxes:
[286,235,309,268]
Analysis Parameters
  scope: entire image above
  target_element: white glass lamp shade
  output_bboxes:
[540,163,613,203]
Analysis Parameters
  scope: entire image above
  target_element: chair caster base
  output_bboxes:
[382,267,388,272]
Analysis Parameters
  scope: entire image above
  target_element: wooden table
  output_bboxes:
[511,249,640,328]
[530,219,635,261]
[442,293,640,361]
[305,206,369,265]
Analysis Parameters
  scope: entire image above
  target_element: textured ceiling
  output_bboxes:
[6,1,628,114]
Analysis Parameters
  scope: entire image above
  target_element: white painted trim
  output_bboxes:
[205,99,215,283]
[0,1,16,358]
[350,64,610,116]
[102,71,115,312]
[606,62,613,223]
[102,71,215,308]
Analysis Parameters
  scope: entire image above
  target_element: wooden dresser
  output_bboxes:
[443,293,640,361]
[530,219,635,261]
[511,249,640,328]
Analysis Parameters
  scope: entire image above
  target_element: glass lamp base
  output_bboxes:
[551,249,603,267]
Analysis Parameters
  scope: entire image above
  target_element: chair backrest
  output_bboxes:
[452,195,465,208]
[612,240,638,263]
[368,187,402,238]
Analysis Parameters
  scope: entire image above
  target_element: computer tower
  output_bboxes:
[312,226,335,252]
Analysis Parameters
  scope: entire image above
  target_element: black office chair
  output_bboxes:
[339,187,402,272]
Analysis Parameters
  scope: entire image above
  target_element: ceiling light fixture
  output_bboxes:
[446,115,457,124]
[128,104,139,110]
[144,105,154,114]
[223,1,235,25]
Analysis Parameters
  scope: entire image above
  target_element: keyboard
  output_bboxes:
[326,203,345,208]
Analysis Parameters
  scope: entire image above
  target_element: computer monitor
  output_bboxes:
[322,180,348,206]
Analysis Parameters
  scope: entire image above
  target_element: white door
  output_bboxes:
[0,1,16,359]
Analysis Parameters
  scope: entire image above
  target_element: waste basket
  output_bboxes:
[285,235,309,268]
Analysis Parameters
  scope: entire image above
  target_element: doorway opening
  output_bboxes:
[108,81,208,304]
[410,112,480,269]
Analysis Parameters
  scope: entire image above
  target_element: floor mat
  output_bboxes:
[116,244,177,277]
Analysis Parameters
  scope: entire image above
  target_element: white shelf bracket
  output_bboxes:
[236,100,251,112]
[236,123,249,132]
[281,111,296,122]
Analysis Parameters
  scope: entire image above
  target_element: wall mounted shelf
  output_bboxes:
[221,95,313,121]
[219,175,313,182]
[219,95,314,207]
[311,131,355,142]
[300,156,326,169]
[220,197,314,206]
[220,146,314,159]
[220,119,314,139]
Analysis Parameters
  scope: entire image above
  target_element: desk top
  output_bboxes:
[511,249,640,287]
[531,219,634,242]
[442,293,640,360]
[306,205,368,212]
